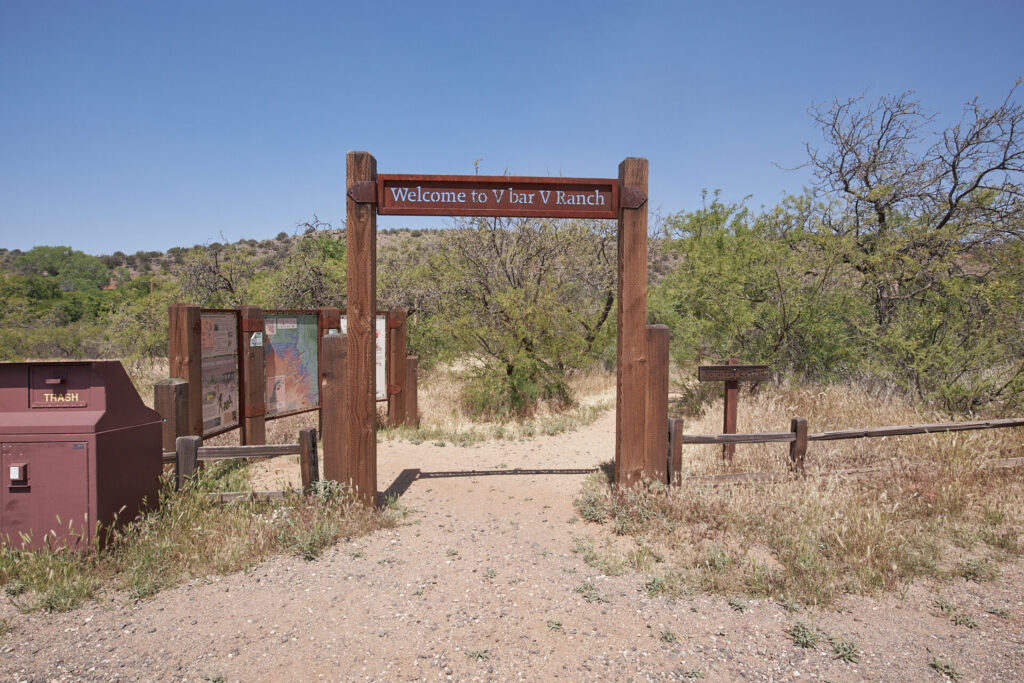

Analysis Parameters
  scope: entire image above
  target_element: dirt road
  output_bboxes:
[3,410,1022,681]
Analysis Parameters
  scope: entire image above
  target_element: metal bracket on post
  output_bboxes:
[347,181,378,204]
[386,316,403,330]
[387,384,402,396]
[620,186,648,210]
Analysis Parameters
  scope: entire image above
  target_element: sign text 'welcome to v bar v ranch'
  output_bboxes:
[348,174,647,219]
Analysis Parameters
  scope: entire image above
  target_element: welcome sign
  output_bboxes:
[369,174,622,219]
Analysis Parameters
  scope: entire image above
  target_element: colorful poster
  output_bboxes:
[199,312,239,435]
[264,313,320,416]
[338,315,387,400]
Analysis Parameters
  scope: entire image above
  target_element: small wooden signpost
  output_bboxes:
[697,359,770,461]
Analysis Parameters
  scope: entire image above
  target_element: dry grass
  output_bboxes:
[382,363,616,445]
[578,381,1024,605]
[0,470,403,612]
[674,380,1019,476]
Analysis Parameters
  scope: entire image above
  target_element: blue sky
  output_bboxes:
[1,0,1021,255]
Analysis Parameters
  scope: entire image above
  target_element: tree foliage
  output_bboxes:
[432,217,617,417]
[653,84,1024,413]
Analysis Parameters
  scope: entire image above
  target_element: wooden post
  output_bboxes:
[668,417,683,486]
[387,308,407,427]
[405,356,419,429]
[723,357,739,461]
[616,157,649,487]
[239,306,265,446]
[318,306,342,436]
[175,435,200,491]
[346,151,378,506]
[154,378,188,453]
[789,417,808,474]
[645,324,669,484]
[299,427,319,490]
[168,303,203,436]
[321,333,348,484]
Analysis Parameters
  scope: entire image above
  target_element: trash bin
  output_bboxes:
[0,361,162,550]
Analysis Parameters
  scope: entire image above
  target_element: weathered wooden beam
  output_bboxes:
[668,417,683,486]
[682,432,796,445]
[175,435,200,490]
[723,358,738,461]
[346,151,378,506]
[387,308,407,427]
[645,324,669,484]
[239,305,266,446]
[615,157,648,487]
[205,491,287,503]
[405,356,419,428]
[154,378,188,453]
[809,417,1024,441]
[299,427,319,490]
[789,417,808,474]
[168,303,202,436]
[321,332,348,483]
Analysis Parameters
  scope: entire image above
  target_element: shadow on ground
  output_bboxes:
[382,467,598,499]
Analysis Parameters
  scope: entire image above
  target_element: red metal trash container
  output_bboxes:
[0,361,162,550]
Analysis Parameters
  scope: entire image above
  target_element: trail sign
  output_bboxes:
[698,361,770,461]
[348,174,647,220]
[697,365,770,383]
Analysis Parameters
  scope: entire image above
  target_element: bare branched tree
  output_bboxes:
[805,82,1024,322]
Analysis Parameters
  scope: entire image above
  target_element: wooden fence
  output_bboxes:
[667,416,1024,484]
[163,428,319,501]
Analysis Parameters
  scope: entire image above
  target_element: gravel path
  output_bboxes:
[2,410,1022,681]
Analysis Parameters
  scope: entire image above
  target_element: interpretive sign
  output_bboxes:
[264,313,320,417]
[698,365,770,383]
[338,315,387,400]
[366,175,627,219]
[199,312,240,435]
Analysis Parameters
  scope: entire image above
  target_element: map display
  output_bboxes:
[199,312,240,435]
[339,315,387,401]
[264,313,320,416]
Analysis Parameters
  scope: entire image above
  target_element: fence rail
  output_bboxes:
[670,415,1024,484]
[680,417,1024,445]
[167,428,320,496]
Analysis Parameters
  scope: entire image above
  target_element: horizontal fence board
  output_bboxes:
[809,417,1024,441]
[681,432,795,445]
[682,456,1022,487]
[205,491,288,503]
[163,444,300,464]
[678,417,1024,446]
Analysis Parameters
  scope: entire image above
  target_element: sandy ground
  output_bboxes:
[2,409,1023,682]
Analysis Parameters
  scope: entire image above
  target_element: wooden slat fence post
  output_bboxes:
[789,417,808,474]
[668,417,683,486]
[154,378,189,453]
[318,306,342,436]
[321,333,348,485]
[239,305,266,445]
[405,356,419,429]
[387,308,407,427]
[616,157,649,487]
[299,427,319,490]
[175,435,201,490]
[168,303,203,436]
[723,357,738,461]
[645,324,670,484]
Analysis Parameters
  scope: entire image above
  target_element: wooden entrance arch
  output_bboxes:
[334,151,667,504]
